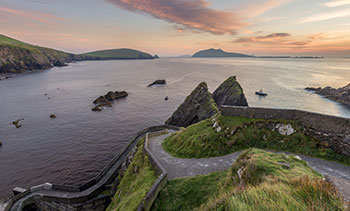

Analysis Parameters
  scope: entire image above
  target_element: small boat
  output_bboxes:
[255,89,268,96]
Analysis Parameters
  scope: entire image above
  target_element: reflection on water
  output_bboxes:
[0,58,349,196]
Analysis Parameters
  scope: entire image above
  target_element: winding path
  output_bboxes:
[148,131,350,202]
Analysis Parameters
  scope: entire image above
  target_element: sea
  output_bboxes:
[0,57,349,196]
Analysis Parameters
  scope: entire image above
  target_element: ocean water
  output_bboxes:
[0,58,349,196]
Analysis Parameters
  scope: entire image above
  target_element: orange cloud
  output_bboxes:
[106,0,244,35]
[235,33,291,43]
[0,6,62,24]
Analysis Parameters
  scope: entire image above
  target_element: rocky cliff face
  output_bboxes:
[212,76,248,107]
[166,82,218,127]
[0,45,82,73]
[306,83,350,105]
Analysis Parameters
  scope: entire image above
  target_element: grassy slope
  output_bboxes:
[107,138,157,211]
[80,48,154,59]
[152,149,345,211]
[162,114,350,165]
[0,34,71,57]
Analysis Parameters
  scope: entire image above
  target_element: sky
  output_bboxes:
[1,0,350,57]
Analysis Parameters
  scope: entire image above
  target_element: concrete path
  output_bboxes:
[148,132,241,180]
[148,131,350,202]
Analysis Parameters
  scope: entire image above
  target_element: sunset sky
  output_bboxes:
[1,0,350,57]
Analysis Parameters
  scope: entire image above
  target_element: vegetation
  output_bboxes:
[80,48,154,59]
[107,138,157,211]
[152,170,228,210]
[0,34,75,73]
[0,34,155,73]
[192,48,252,58]
[162,114,350,165]
[152,149,345,210]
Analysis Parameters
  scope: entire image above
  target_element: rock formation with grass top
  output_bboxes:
[212,76,248,107]
[166,82,218,127]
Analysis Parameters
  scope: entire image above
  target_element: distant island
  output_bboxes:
[191,48,323,59]
[0,34,157,74]
[192,48,252,58]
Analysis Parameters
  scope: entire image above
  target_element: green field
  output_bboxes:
[162,114,350,165]
[152,149,344,210]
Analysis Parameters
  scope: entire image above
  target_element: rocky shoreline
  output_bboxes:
[306,83,350,106]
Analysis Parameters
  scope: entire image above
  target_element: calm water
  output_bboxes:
[0,58,350,196]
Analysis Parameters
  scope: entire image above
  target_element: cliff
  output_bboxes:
[0,34,83,73]
[165,82,218,127]
[306,83,350,105]
[192,48,252,58]
[0,34,156,73]
[212,76,248,107]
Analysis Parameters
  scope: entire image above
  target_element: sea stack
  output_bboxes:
[212,76,248,107]
[166,82,218,127]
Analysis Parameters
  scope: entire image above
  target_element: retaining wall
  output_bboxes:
[137,130,170,211]
[220,106,350,156]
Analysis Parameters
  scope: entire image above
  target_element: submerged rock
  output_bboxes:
[305,83,350,105]
[11,119,23,129]
[212,76,248,107]
[148,79,166,87]
[166,82,218,127]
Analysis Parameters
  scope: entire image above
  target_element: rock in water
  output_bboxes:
[212,76,248,107]
[166,82,218,127]
[305,83,350,105]
[148,79,166,87]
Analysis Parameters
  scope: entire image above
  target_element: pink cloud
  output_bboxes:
[0,6,62,24]
[106,0,244,35]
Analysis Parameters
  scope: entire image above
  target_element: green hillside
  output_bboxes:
[81,48,155,60]
[192,48,252,58]
[0,34,79,73]
[0,34,156,73]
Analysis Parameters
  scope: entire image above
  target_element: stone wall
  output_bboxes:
[220,106,350,156]
[137,130,170,211]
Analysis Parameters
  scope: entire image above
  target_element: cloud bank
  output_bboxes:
[106,0,243,35]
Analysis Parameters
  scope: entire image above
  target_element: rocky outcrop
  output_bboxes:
[165,82,218,127]
[148,79,166,87]
[305,83,350,105]
[212,76,248,107]
[92,91,128,111]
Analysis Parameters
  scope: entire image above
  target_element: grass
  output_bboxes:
[80,48,154,59]
[107,138,158,211]
[162,114,350,165]
[151,170,228,210]
[152,149,345,211]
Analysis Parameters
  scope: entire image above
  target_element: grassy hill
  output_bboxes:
[81,48,155,60]
[0,34,79,73]
[0,34,156,73]
[162,114,350,165]
[192,48,252,58]
[152,149,344,210]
